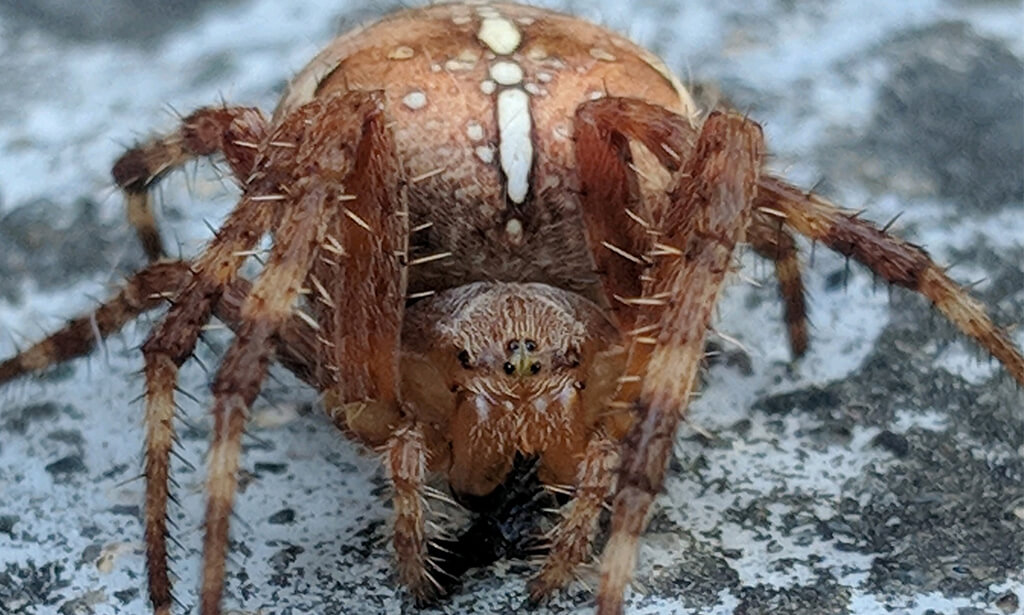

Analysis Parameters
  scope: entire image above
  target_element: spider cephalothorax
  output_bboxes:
[1,3,1022,615]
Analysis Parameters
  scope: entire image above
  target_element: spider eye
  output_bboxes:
[529,362,541,375]
[457,349,472,369]
[524,339,537,352]
[503,362,516,375]
[507,340,519,352]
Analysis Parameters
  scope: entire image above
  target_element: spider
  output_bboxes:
[1,2,1022,615]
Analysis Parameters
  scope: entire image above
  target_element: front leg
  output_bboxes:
[596,111,763,615]
[386,422,437,599]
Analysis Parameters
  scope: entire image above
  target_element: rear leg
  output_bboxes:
[112,106,268,261]
[747,210,809,358]
[757,176,1024,384]
[0,259,324,390]
[0,261,190,384]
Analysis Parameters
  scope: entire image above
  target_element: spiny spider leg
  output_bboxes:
[140,199,278,615]
[748,210,809,357]
[529,434,619,598]
[0,261,188,384]
[570,96,808,357]
[388,422,435,599]
[594,111,763,615]
[570,97,698,332]
[191,91,395,615]
[112,106,268,261]
[199,188,331,615]
[757,176,1024,385]
[310,87,408,443]
[0,261,322,390]
[139,92,372,615]
[523,97,702,599]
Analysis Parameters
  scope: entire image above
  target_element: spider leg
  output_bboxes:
[583,109,762,615]
[308,86,408,442]
[112,106,268,261]
[747,210,809,357]
[529,434,619,599]
[0,259,324,391]
[199,187,332,615]
[0,261,188,384]
[294,86,427,597]
[140,199,279,615]
[136,92,361,614]
[756,176,1024,385]
[573,99,764,612]
[188,90,395,615]
[526,97,701,598]
[387,422,438,599]
[571,97,698,331]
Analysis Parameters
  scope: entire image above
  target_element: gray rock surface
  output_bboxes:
[0,1,1021,614]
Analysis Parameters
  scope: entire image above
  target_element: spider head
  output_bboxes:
[401,281,623,498]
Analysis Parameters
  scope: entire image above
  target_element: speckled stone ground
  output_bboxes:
[0,1,1021,615]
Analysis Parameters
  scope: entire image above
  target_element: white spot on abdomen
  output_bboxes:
[496,88,533,204]
[475,145,494,164]
[477,17,522,55]
[466,121,484,141]
[489,61,524,85]
[402,90,427,110]
[505,218,524,246]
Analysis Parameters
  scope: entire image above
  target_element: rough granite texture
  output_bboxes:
[0,1,1021,614]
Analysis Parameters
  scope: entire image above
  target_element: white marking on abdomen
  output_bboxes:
[489,61,524,85]
[477,16,522,54]
[496,88,533,204]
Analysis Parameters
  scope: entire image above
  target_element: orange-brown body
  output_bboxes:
[278,2,695,297]
[293,2,690,497]
[1,3,1022,615]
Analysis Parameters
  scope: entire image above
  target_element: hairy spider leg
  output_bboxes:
[567,97,808,358]
[0,261,323,390]
[747,210,809,357]
[521,97,695,598]
[529,434,619,598]
[180,91,398,615]
[586,110,763,615]
[112,106,268,261]
[757,176,1024,386]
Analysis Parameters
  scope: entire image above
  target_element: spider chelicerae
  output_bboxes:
[1,3,1021,615]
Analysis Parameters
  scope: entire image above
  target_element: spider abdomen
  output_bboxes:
[276,2,697,296]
